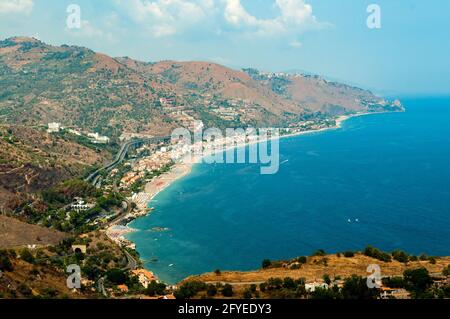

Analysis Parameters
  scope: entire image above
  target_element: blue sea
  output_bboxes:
[127,97,450,284]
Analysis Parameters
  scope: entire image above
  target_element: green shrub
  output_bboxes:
[363,246,392,262]
[106,268,127,285]
[312,249,326,257]
[262,259,271,269]
[174,281,207,299]
[221,284,233,297]
[343,251,355,258]
[443,265,450,276]
[392,250,409,263]
[0,251,13,272]
[20,249,35,264]
[403,268,432,294]
[207,284,217,297]
[146,281,166,296]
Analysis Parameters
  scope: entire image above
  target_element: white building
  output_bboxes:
[88,132,110,144]
[71,199,93,212]
[305,282,329,292]
[47,122,61,133]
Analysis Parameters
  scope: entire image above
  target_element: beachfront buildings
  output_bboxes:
[132,269,157,289]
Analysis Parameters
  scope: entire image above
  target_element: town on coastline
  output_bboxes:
[3,102,450,299]
[2,94,418,299]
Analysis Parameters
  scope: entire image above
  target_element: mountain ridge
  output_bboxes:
[0,36,403,140]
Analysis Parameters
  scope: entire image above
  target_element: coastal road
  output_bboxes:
[85,136,171,186]
[122,250,138,271]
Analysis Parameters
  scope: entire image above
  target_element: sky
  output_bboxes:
[1,0,449,96]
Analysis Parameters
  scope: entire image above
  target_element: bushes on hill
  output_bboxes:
[312,249,326,257]
[174,281,208,299]
[221,284,233,297]
[20,248,35,264]
[443,265,450,276]
[341,275,380,300]
[146,281,166,297]
[42,179,99,205]
[261,259,271,269]
[343,251,355,258]
[106,268,127,285]
[363,246,392,262]
[392,250,409,263]
[403,268,433,297]
[382,276,405,289]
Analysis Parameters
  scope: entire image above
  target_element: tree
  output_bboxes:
[343,251,355,258]
[341,275,379,299]
[392,250,409,263]
[363,246,391,262]
[20,248,35,264]
[262,259,271,269]
[0,251,13,272]
[310,286,338,299]
[382,276,405,288]
[403,268,432,296]
[323,274,332,285]
[106,268,127,285]
[266,278,283,290]
[214,269,221,276]
[207,284,217,297]
[243,289,253,299]
[174,281,207,299]
[221,284,233,297]
[443,264,450,276]
[312,249,326,257]
[283,277,296,290]
[146,281,166,296]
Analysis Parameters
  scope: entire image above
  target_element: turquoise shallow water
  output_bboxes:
[127,97,450,284]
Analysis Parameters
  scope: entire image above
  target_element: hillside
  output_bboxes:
[0,124,108,214]
[0,215,67,249]
[187,254,450,284]
[1,37,403,139]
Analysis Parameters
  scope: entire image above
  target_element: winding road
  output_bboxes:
[85,136,170,186]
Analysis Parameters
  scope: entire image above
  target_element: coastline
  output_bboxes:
[107,110,396,277]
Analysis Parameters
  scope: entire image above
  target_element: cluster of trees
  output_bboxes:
[40,179,125,232]
[174,281,234,299]
[383,267,450,299]
[363,246,438,264]
[257,275,380,300]
[363,246,392,262]
[42,179,99,206]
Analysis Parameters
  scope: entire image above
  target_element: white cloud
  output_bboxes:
[114,0,326,41]
[0,0,33,14]
[223,0,324,37]
[119,0,215,37]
